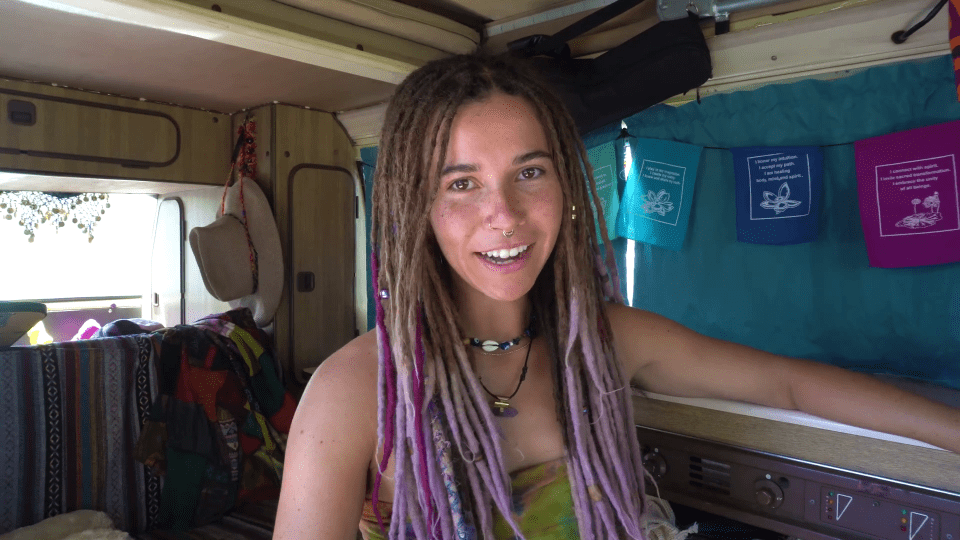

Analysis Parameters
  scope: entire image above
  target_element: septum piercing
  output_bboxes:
[503,229,515,237]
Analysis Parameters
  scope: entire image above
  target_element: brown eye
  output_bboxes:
[520,167,543,180]
[451,178,473,191]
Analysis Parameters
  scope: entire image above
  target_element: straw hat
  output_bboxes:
[189,177,283,327]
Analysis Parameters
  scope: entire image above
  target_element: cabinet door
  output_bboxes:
[289,167,356,377]
[0,80,231,184]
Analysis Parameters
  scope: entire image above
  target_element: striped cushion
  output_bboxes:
[0,336,163,534]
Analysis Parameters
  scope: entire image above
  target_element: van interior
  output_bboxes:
[1,0,960,538]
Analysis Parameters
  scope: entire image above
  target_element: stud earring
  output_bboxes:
[571,205,577,220]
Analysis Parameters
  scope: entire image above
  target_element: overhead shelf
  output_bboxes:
[0,0,479,116]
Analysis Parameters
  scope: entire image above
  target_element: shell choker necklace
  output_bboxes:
[462,324,534,353]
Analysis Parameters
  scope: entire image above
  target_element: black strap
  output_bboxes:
[548,0,646,47]
[891,0,948,44]
[509,0,647,57]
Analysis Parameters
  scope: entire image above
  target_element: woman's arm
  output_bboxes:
[607,302,960,454]
[274,331,379,540]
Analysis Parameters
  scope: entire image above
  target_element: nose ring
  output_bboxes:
[503,229,514,238]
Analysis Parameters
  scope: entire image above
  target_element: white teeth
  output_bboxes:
[482,244,529,258]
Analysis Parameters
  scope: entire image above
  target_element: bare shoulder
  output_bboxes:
[299,329,380,419]
[292,329,381,454]
[274,330,380,540]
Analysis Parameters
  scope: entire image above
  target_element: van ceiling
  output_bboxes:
[0,1,402,114]
[1,0,842,116]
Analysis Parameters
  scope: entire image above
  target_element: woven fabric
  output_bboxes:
[0,335,163,534]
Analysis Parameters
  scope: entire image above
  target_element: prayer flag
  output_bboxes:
[731,146,824,245]
[615,138,702,251]
[855,120,960,268]
[586,140,620,243]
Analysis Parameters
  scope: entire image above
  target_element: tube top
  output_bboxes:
[359,458,578,539]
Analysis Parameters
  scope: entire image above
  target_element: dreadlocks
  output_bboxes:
[370,53,647,539]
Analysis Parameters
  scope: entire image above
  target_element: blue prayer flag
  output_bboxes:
[731,146,823,245]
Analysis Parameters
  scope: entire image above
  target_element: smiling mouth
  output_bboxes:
[478,244,530,265]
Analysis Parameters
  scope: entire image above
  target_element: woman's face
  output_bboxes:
[429,92,564,303]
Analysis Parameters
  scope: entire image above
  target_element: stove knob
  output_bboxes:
[642,452,667,479]
[754,479,784,509]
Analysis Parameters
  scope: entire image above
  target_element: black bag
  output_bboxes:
[509,0,712,135]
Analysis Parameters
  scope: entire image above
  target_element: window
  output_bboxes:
[1,191,158,343]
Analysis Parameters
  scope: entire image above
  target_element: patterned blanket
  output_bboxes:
[0,335,162,534]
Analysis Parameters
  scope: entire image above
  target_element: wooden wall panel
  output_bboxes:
[271,104,359,385]
[0,78,231,185]
[289,168,356,376]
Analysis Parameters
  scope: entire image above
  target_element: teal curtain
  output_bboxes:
[587,55,960,389]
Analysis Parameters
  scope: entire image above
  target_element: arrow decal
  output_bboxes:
[835,494,853,520]
[909,512,929,540]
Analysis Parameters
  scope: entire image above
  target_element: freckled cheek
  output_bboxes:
[532,190,564,230]
[430,202,475,255]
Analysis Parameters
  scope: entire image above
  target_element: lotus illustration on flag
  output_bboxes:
[896,191,943,229]
[760,182,802,214]
[641,189,675,216]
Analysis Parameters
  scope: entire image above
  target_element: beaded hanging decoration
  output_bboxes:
[220,120,260,294]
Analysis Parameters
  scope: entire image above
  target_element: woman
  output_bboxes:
[274,54,960,540]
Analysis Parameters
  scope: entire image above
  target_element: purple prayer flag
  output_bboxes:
[855,120,960,268]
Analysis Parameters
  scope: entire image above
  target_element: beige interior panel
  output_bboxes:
[632,394,960,494]
[0,90,177,166]
[271,105,358,384]
[289,167,356,378]
[0,78,231,186]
